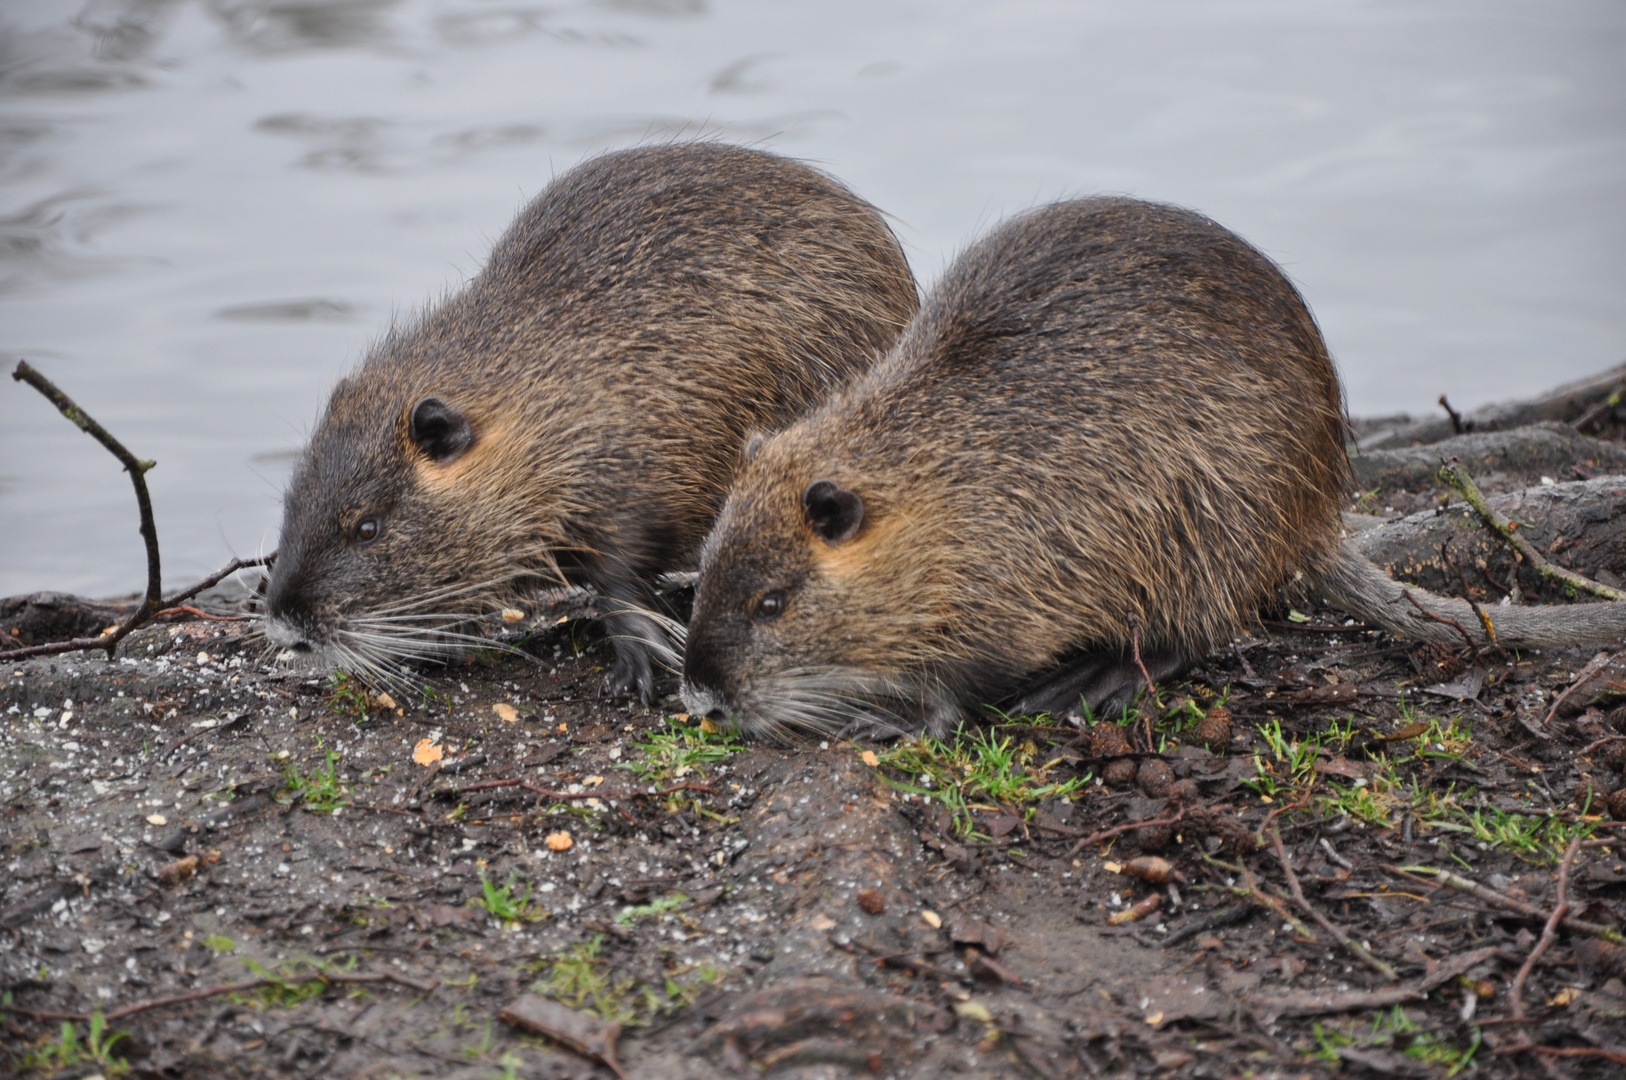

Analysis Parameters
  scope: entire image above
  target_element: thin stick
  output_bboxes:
[0,967,438,1025]
[1510,835,1581,1021]
[1542,651,1613,726]
[2,361,275,663]
[153,604,249,622]
[1579,734,1626,755]
[1063,810,1189,860]
[1438,394,1466,435]
[1400,589,1480,650]
[1438,457,1626,602]
[1496,1045,1626,1065]
[1388,864,1624,944]
[13,360,162,628]
[0,554,270,663]
[447,778,715,800]
[1125,611,1162,706]
[1222,857,1320,943]
[1270,829,1397,980]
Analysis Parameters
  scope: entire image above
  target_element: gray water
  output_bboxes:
[2,0,1623,598]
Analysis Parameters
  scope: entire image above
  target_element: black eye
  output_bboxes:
[752,591,786,621]
[352,517,382,545]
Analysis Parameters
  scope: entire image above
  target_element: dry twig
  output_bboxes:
[448,778,714,800]
[1510,835,1582,1021]
[1438,456,1626,602]
[1270,829,1397,980]
[11,359,162,627]
[0,968,435,1023]
[1542,651,1613,726]
[1389,864,1624,944]
[1064,809,1190,860]
[1400,589,1481,650]
[0,361,272,663]
[1250,946,1502,1019]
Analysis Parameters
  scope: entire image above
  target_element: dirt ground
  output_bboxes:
[6,379,1626,1079]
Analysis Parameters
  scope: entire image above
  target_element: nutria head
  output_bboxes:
[679,427,976,740]
[263,352,573,680]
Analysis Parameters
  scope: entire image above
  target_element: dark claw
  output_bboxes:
[605,641,657,706]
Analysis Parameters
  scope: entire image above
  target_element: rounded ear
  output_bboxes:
[741,432,766,464]
[409,398,473,463]
[802,479,864,545]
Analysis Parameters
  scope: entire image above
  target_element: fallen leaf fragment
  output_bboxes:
[583,775,604,787]
[1382,721,1430,741]
[1547,986,1581,1006]
[966,950,1022,985]
[546,830,573,852]
[499,994,628,1080]
[157,855,199,885]
[952,1000,992,1023]
[1108,892,1162,925]
[1315,755,1369,780]
[861,750,880,767]
[493,703,518,723]
[947,916,1007,955]
[698,717,720,733]
[808,913,837,931]
[413,739,444,766]
[372,692,398,711]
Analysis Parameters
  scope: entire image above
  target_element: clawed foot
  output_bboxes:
[602,642,656,705]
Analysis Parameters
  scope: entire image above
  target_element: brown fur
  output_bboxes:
[682,196,1626,738]
[263,143,919,699]
[681,197,1351,736]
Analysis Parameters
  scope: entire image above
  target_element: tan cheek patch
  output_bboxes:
[808,513,907,580]
[413,416,516,495]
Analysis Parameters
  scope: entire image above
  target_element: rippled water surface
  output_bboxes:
[3,0,1623,596]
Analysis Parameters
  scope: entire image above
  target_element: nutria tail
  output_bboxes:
[1315,541,1626,648]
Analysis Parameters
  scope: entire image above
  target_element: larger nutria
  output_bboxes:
[262,143,918,700]
[680,197,1626,737]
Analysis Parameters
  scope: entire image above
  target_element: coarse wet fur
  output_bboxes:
[679,197,1626,739]
[262,143,918,701]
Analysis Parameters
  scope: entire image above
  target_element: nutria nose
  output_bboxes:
[678,680,723,720]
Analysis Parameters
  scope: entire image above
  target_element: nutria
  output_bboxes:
[679,197,1626,737]
[262,143,918,700]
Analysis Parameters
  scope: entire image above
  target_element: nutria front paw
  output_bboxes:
[605,642,657,706]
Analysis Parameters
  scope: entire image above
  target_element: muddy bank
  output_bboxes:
[6,383,1626,1078]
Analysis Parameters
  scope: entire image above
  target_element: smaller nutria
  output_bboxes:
[262,143,918,700]
[680,198,1626,737]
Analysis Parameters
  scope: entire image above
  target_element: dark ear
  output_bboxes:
[741,432,766,464]
[802,479,864,545]
[409,398,473,463]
